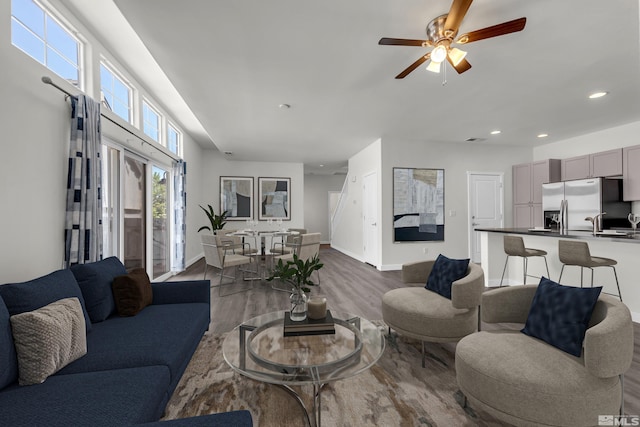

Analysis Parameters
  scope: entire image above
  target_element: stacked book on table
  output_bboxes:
[284,310,336,337]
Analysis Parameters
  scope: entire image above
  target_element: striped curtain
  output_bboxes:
[172,160,186,272]
[64,95,103,267]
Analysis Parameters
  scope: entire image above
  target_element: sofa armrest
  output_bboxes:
[481,285,537,324]
[401,260,435,285]
[451,263,485,309]
[584,295,634,378]
[151,280,211,305]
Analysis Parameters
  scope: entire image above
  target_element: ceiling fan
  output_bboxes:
[379,0,526,78]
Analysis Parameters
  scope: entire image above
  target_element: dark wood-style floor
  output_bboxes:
[174,246,640,416]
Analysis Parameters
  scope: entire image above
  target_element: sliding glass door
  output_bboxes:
[123,155,146,270]
[101,138,177,279]
[152,166,170,277]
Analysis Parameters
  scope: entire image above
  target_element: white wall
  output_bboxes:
[533,120,640,160]
[303,174,346,243]
[331,139,382,261]
[0,0,204,281]
[197,150,305,235]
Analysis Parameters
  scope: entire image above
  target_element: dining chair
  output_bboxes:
[201,234,256,295]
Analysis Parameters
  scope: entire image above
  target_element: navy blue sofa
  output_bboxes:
[0,257,252,427]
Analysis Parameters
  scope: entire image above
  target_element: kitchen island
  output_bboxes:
[476,227,640,320]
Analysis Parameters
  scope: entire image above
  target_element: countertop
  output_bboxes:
[475,227,640,244]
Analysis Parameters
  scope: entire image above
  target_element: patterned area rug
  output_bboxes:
[162,322,506,426]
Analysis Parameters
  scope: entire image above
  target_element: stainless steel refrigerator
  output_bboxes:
[542,178,630,231]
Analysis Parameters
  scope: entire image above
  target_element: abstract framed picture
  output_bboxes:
[220,176,254,220]
[258,177,291,220]
[393,168,445,242]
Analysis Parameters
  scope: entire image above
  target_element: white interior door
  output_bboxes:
[362,172,378,267]
[468,173,504,263]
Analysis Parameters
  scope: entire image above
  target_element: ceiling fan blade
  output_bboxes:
[447,55,472,74]
[456,17,526,44]
[444,0,474,33]
[379,37,427,47]
[395,54,430,79]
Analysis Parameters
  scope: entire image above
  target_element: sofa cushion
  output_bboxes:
[71,256,126,322]
[112,268,153,316]
[521,277,602,356]
[425,254,469,299]
[57,303,210,394]
[0,294,18,390]
[0,269,92,332]
[0,366,171,426]
[10,297,87,385]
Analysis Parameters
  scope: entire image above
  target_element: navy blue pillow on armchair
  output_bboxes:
[425,254,470,299]
[521,277,602,357]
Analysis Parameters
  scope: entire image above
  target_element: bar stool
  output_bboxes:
[558,240,622,301]
[499,235,550,286]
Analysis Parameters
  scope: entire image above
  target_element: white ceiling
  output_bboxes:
[63,1,640,175]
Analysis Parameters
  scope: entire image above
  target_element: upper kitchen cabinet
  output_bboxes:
[561,148,622,180]
[513,159,561,227]
[623,145,640,201]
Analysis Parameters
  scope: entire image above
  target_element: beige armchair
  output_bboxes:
[201,234,255,295]
[456,285,634,426]
[381,259,485,367]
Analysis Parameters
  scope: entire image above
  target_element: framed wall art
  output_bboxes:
[220,176,254,220]
[393,167,445,242]
[258,177,291,220]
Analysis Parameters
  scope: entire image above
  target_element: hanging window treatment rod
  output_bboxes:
[41,76,180,162]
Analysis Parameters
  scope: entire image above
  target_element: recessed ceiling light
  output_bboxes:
[279,103,291,109]
[537,133,548,138]
[588,91,608,99]
[319,164,324,167]
[490,130,501,135]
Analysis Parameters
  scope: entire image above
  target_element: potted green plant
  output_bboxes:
[267,254,323,321]
[197,204,228,233]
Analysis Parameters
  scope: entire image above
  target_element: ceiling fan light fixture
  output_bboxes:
[430,45,448,63]
[426,60,441,73]
[448,47,467,66]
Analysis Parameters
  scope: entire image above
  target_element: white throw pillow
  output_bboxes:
[10,297,87,385]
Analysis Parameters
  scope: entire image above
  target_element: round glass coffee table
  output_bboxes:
[222,311,385,427]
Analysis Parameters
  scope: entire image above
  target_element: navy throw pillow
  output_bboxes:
[0,269,92,332]
[0,295,18,389]
[71,257,127,323]
[521,277,602,357]
[425,254,470,299]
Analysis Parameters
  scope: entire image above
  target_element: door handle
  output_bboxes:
[472,222,479,226]
[371,223,377,226]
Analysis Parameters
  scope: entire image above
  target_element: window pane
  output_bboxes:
[11,0,44,39]
[100,64,112,90]
[123,156,146,270]
[152,166,170,278]
[113,101,129,122]
[167,126,179,154]
[46,16,78,65]
[11,19,45,63]
[113,79,129,105]
[143,103,160,142]
[46,47,78,83]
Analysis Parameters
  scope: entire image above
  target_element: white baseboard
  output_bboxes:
[330,245,365,263]
[186,253,203,270]
[380,264,402,271]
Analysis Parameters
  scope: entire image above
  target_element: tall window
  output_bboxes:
[11,0,81,86]
[167,123,181,155]
[100,63,132,123]
[152,166,170,277]
[143,101,161,142]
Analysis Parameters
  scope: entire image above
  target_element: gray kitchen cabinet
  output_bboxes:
[561,149,622,180]
[513,159,561,227]
[623,145,640,201]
